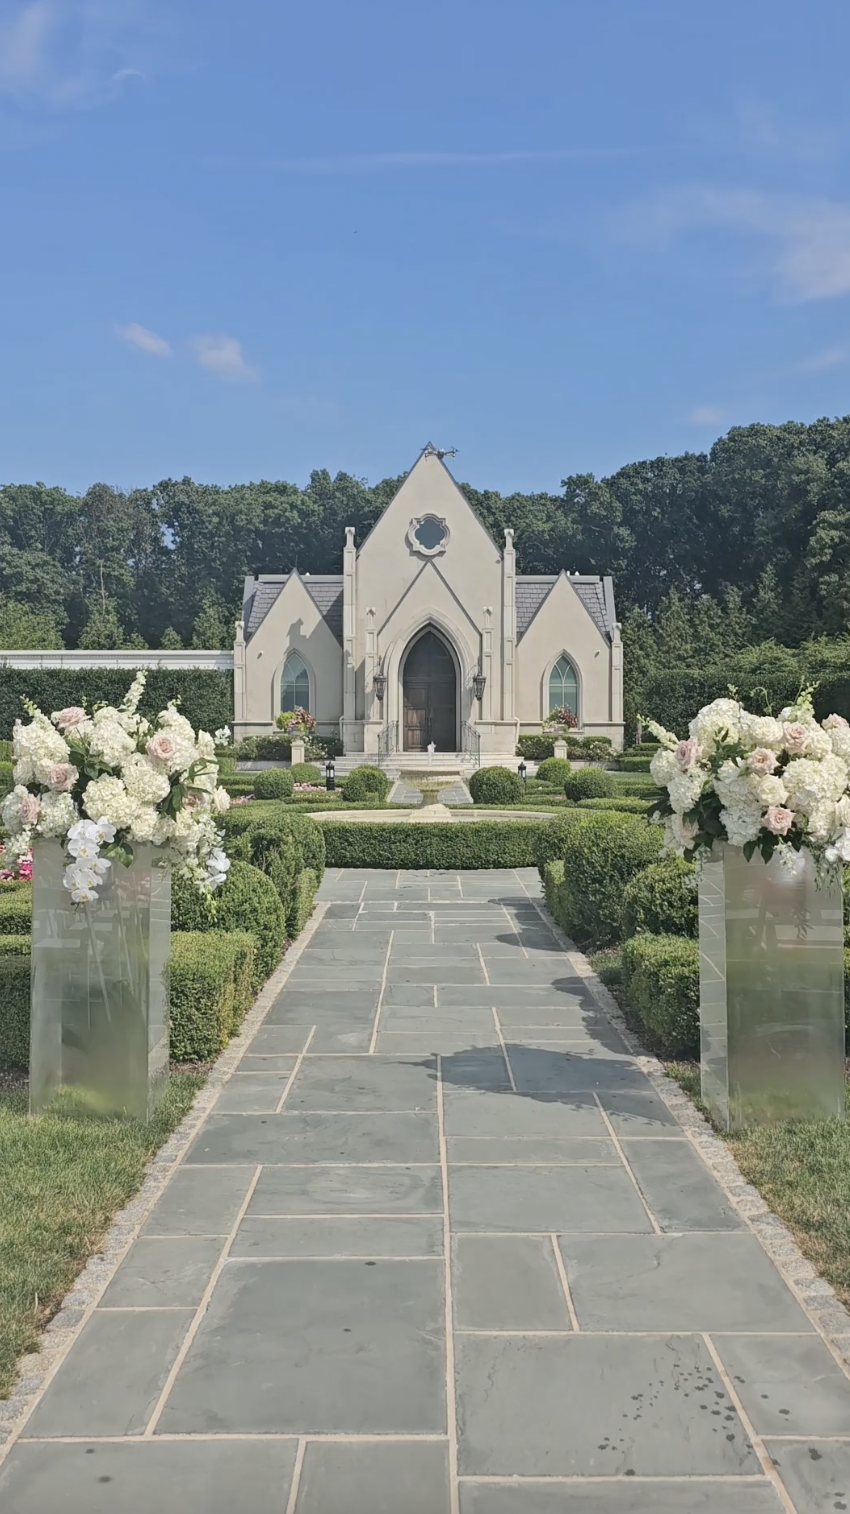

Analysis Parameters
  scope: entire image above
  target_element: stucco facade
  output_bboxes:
[233,446,623,756]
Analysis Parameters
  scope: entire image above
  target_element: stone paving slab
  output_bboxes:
[5,866,849,1514]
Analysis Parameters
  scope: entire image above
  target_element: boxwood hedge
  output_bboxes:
[620,933,700,1058]
[320,820,544,869]
[620,855,697,940]
[171,860,286,983]
[557,813,663,946]
[168,930,256,1063]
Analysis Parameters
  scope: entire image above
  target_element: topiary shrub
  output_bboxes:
[171,860,286,983]
[621,932,699,1058]
[290,762,323,784]
[534,809,593,878]
[558,813,664,946]
[253,768,295,800]
[169,931,256,1062]
[616,755,653,772]
[343,766,390,804]
[536,757,573,788]
[563,766,617,802]
[620,856,697,940]
[468,766,523,805]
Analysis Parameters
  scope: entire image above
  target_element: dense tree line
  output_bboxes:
[2,420,849,723]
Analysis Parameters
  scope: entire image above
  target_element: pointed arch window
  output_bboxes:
[548,655,578,717]
[281,652,310,713]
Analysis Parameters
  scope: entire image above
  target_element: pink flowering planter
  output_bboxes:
[698,843,845,1131]
[30,842,171,1120]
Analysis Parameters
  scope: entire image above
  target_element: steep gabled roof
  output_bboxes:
[243,572,344,643]
[516,572,616,642]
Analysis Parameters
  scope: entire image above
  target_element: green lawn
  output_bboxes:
[0,1072,204,1399]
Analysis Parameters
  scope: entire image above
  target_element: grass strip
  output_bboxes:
[0,1072,204,1398]
[664,1062,850,1307]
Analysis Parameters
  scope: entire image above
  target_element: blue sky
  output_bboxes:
[2,0,850,494]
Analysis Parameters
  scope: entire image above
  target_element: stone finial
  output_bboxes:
[504,529,514,548]
[234,619,245,645]
[345,527,356,549]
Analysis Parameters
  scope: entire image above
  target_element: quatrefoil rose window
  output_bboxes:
[407,515,450,557]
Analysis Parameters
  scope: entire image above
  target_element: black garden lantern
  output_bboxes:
[472,669,486,703]
[325,757,336,792]
[373,671,386,703]
[518,760,527,786]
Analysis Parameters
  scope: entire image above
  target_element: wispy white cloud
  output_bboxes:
[793,345,847,374]
[622,186,850,302]
[116,322,171,357]
[0,0,148,112]
[208,144,683,176]
[688,405,725,426]
[192,334,258,383]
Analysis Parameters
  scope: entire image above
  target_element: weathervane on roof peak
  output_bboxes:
[421,442,458,460]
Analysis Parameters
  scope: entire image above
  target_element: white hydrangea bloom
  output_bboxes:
[650,748,679,785]
[121,752,171,805]
[13,756,34,785]
[2,785,31,834]
[689,698,743,751]
[38,791,78,838]
[82,775,140,830]
[129,805,161,842]
[667,770,705,814]
[87,719,135,767]
[784,754,848,808]
[827,726,850,763]
[805,800,837,843]
[720,803,763,847]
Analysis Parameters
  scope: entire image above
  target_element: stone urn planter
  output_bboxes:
[30,841,171,1119]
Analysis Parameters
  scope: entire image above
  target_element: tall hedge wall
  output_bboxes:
[0,668,232,737]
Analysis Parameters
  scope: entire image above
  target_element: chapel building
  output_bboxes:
[233,445,624,758]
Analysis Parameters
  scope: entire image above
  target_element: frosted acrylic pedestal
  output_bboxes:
[698,843,844,1131]
[30,842,171,1119]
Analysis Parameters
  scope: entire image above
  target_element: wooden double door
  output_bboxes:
[402,631,457,751]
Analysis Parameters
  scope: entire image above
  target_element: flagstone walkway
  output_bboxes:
[2,868,850,1512]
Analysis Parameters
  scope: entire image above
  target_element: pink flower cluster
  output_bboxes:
[0,844,32,880]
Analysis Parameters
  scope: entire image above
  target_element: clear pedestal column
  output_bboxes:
[698,842,844,1130]
[30,841,170,1119]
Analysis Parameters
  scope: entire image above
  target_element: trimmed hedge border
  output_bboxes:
[557,813,664,946]
[0,888,32,934]
[0,945,31,1070]
[321,820,545,869]
[621,933,700,1058]
[168,930,256,1063]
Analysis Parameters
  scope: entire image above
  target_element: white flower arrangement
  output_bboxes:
[2,672,232,904]
[645,691,850,871]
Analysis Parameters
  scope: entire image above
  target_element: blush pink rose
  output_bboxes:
[184,790,208,811]
[147,732,178,767]
[747,747,778,776]
[674,738,702,770]
[20,792,41,826]
[824,714,850,731]
[764,805,795,835]
[782,722,810,755]
[52,706,87,731]
[46,763,78,792]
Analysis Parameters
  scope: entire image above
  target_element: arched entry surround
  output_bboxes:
[381,615,476,752]
[401,629,457,751]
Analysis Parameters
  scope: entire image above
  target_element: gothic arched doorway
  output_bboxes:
[402,630,458,751]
